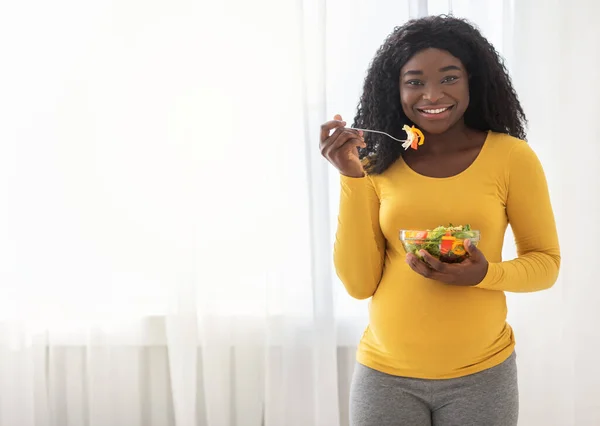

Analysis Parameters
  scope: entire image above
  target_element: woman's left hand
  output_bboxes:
[405,239,489,286]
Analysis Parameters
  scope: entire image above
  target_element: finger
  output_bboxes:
[320,126,348,155]
[334,114,343,121]
[330,129,363,151]
[406,253,433,279]
[328,136,366,161]
[320,118,346,142]
[419,250,448,273]
[464,239,481,260]
[344,138,368,160]
[321,127,359,155]
[323,129,364,157]
[321,126,346,149]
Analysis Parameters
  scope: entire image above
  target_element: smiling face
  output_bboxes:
[399,48,469,134]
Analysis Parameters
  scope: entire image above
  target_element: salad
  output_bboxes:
[401,224,479,264]
[401,125,425,151]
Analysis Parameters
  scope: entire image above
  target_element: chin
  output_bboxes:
[417,125,449,134]
[411,120,452,134]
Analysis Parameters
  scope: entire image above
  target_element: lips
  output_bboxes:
[415,104,454,120]
[416,105,454,114]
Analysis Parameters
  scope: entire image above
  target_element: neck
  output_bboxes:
[418,121,472,155]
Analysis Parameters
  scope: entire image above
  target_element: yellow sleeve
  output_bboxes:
[333,175,386,299]
[477,141,561,292]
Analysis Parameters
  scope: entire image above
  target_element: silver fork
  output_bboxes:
[352,128,406,143]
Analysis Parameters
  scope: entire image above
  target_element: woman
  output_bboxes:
[319,15,560,426]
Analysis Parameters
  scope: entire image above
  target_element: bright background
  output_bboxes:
[0,0,598,425]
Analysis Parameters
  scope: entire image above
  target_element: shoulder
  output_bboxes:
[362,153,401,178]
[484,133,549,199]
[364,157,405,196]
[485,131,540,167]
[486,131,527,154]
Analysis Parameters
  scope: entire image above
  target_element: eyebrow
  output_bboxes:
[403,65,462,77]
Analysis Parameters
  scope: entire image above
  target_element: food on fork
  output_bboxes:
[401,125,425,151]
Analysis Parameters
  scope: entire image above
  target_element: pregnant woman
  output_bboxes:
[319,16,560,426]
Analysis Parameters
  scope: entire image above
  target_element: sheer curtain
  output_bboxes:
[1,0,599,425]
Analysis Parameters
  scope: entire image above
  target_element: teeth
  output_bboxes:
[422,107,449,114]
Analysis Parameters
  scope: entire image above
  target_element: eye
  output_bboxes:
[405,80,424,86]
[442,76,459,84]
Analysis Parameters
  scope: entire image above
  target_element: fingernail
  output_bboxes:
[419,250,426,256]
[341,121,347,126]
[358,130,364,136]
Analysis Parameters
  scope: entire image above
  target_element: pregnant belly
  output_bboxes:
[368,267,509,366]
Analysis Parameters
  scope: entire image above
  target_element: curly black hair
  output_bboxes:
[355,15,527,175]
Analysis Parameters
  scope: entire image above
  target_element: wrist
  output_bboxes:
[340,170,366,178]
[475,261,489,285]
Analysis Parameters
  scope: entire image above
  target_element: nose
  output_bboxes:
[423,84,443,103]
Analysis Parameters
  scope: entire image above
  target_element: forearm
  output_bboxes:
[477,250,561,292]
[333,175,385,299]
[477,141,561,293]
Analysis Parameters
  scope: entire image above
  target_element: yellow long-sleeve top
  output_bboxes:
[334,132,560,379]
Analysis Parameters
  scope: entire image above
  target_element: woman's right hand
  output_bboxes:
[319,114,367,178]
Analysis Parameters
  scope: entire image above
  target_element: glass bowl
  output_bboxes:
[399,226,480,264]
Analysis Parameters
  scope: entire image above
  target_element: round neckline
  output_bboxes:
[398,130,493,181]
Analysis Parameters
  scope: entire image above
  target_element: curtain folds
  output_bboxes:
[0,0,598,425]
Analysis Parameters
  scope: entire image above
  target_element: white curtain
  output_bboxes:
[0,0,598,425]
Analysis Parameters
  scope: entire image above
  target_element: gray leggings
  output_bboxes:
[349,352,518,426]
